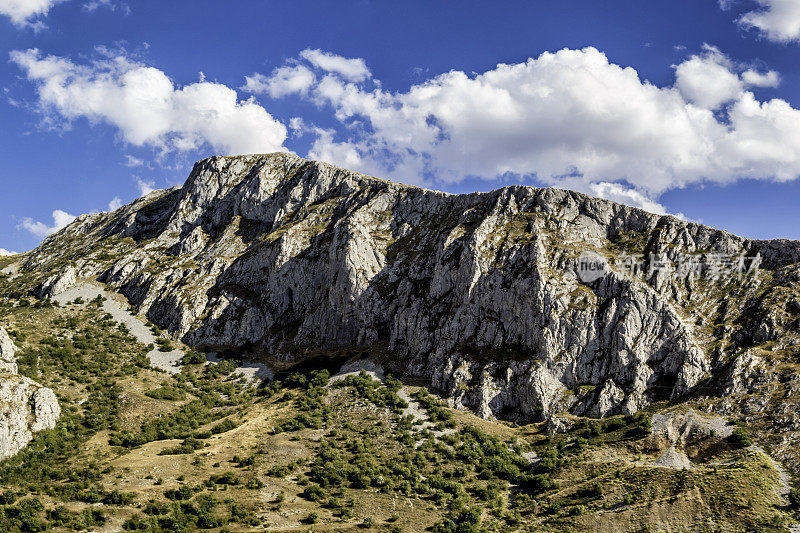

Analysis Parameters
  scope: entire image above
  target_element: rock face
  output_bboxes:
[650,409,733,446]
[0,327,60,459]
[19,153,800,423]
[0,327,18,374]
[0,376,60,459]
[36,265,77,299]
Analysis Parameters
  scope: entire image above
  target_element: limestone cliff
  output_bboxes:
[18,153,800,423]
[0,327,60,459]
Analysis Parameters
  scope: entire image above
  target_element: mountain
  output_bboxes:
[19,153,800,422]
[3,153,800,531]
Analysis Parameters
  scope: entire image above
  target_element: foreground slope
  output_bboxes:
[0,280,792,532]
[16,153,800,425]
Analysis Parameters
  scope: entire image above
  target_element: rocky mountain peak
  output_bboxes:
[16,153,800,425]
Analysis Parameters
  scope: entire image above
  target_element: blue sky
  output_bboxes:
[2,0,800,254]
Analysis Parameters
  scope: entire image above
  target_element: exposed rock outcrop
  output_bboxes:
[0,376,60,459]
[0,327,18,374]
[36,265,77,299]
[650,409,733,445]
[0,327,60,459]
[17,153,800,424]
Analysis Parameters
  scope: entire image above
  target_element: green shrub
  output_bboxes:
[101,489,135,505]
[728,426,753,447]
[211,418,238,435]
[303,484,326,502]
[155,337,173,352]
[431,507,481,533]
[159,436,204,455]
[164,485,195,500]
[181,349,206,365]
[145,386,186,401]
[301,511,319,524]
[267,465,292,478]
[245,478,263,489]
[333,371,407,412]
[789,488,800,509]
[109,401,226,447]
[207,472,239,486]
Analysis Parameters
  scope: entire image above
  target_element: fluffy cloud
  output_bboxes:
[20,209,76,238]
[299,49,370,82]
[737,0,800,42]
[587,182,681,218]
[674,45,780,109]
[741,68,781,87]
[674,46,743,109]
[308,128,372,176]
[255,46,800,214]
[108,196,122,210]
[0,0,63,28]
[11,48,288,156]
[242,65,315,98]
[288,117,305,135]
[0,248,18,256]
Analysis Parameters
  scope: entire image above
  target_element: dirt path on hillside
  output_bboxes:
[52,281,183,374]
[50,280,278,382]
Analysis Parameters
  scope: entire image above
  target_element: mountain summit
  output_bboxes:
[18,154,800,427]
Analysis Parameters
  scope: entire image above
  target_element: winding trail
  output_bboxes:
[52,281,183,374]
[751,445,793,500]
[748,445,800,533]
[49,280,276,381]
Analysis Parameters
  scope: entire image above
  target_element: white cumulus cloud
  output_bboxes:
[10,48,288,156]
[674,45,743,109]
[298,49,371,82]
[20,209,76,238]
[0,248,18,256]
[256,46,800,214]
[674,45,780,109]
[108,196,122,210]
[587,182,683,218]
[0,0,64,28]
[309,128,373,177]
[242,64,315,98]
[742,68,781,87]
[737,0,800,42]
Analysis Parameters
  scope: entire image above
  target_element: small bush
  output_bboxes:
[302,484,326,502]
[211,418,238,435]
[145,386,186,401]
[301,511,319,524]
[728,426,753,447]
[159,436,204,455]
[155,337,173,352]
[789,488,800,509]
[182,349,206,365]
